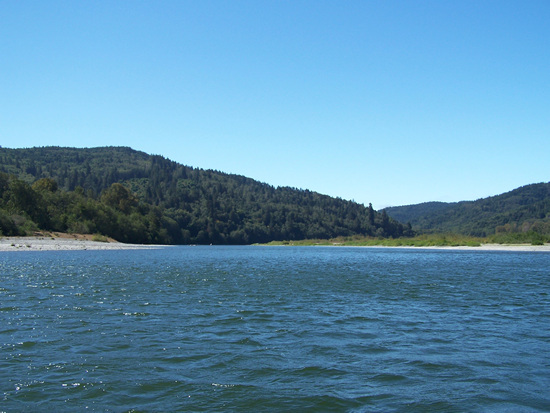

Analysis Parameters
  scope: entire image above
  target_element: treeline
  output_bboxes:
[0,147,411,244]
[384,182,550,238]
[0,175,169,244]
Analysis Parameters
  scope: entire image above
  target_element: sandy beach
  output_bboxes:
[394,243,550,252]
[0,236,167,251]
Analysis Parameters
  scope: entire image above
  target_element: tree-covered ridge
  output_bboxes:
[384,182,550,237]
[0,146,410,244]
[382,201,457,224]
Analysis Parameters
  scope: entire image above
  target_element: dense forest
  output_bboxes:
[384,183,550,238]
[0,146,410,244]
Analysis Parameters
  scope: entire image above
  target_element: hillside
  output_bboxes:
[382,201,457,225]
[384,183,550,237]
[0,146,409,244]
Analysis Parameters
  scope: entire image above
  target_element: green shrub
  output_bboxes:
[91,234,109,243]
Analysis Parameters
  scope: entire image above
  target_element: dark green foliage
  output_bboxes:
[384,201,456,224]
[0,147,408,244]
[384,183,550,238]
[0,172,166,243]
[100,183,138,213]
[488,230,550,245]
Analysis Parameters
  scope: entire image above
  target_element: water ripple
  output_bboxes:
[1,246,549,411]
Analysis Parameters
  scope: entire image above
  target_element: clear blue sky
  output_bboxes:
[1,1,549,209]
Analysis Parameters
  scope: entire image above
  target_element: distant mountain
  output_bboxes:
[384,183,550,237]
[382,201,457,225]
[0,146,409,244]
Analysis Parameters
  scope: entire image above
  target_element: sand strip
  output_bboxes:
[0,237,167,251]
[1,237,549,252]
[376,243,550,252]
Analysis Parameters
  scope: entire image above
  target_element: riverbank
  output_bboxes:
[376,243,550,252]
[0,235,166,251]
[263,240,550,252]
[264,235,550,251]
[1,236,549,252]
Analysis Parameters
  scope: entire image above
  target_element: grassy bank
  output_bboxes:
[262,232,550,247]
[263,234,485,247]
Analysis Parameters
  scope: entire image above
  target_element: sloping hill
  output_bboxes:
[382,201,457,225]
[384,183,550,237]
[0,146,409,243]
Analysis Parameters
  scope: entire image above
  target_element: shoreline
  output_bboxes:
[300,243,550,252]
[0,236,168,251]
[1,236,549,252]
[363,243,550,252]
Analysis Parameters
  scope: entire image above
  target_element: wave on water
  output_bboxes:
[1,246,549,411]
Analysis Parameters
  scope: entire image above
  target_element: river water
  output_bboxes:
[1,246,549,412]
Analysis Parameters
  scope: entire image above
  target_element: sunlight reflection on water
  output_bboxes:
[1,246,549,411]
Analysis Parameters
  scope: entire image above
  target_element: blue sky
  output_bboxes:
[1,1,549,209]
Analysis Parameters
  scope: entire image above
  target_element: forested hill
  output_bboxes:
[384,182,550,237]
[0,146,409,244]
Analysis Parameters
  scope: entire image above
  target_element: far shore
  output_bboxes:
[366,243,550,252]
[1,235,549,252]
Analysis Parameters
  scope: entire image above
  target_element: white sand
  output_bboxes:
[390,243,550,252]
[0,237,167,251]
